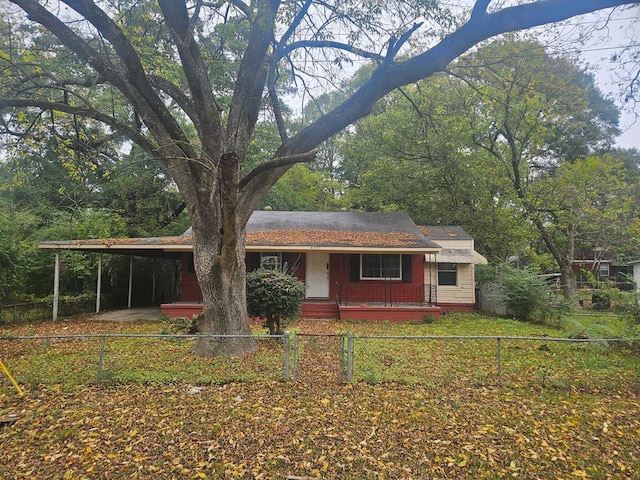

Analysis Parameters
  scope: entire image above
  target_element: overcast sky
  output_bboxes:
[565,6,639,150]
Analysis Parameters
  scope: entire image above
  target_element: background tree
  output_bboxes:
[455,38,621,298]
[1,0,638,355]
[338,74,531,261]
[98,147,188,237]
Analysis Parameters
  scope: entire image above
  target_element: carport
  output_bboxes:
[38,234,191,320]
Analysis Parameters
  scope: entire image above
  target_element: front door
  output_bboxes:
[306,252,330,298]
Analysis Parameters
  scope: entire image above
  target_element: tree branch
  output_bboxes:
[0,97,158,154]
[147,75,201,132]
[10,0,198,166]
[267,70,289,144]
[286,0,640,155]
[384,23,423,65]
[280,40,384,62]
[471,0,492,21]
[238,150,317,190]
[63,0,194,152]
[158,0,224,163]
[278,0,314,50]
[226,0,280,159]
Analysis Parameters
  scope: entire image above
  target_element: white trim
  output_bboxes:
[38,242,439,255]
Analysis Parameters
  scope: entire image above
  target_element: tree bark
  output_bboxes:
[180,150,256,356]
[559,263,578,301]
[192,228,255,356]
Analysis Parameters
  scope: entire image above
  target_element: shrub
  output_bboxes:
[0,293,108,325]
[480,263,556,322]
[246,268,305,335]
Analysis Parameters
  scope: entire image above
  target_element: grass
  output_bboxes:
[0,311,637,391]
[330,313,639,390]
[1,335,287,386]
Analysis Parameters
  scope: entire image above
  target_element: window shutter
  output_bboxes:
[402,255,412,283]
[350,254,360,282]
[249,252,261,271]
[282,252,291,271]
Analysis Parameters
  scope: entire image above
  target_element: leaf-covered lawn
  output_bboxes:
[1,382,639,479]
[1,312,639,478]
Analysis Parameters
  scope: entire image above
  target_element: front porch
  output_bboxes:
[161,283,440,321]
[160,300,441,322]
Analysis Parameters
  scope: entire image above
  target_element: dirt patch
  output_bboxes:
[86,307,162,322]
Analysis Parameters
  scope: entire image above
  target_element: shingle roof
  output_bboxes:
[40,211,440,253]
[245,211,439,249]
[418,225,473,241]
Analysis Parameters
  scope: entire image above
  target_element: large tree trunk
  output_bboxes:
[187,152,256,357]
[191,216,256,357]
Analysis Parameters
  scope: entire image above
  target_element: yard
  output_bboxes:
[1,312,639,479]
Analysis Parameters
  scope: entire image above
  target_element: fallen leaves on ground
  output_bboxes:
[1,317,639,479]
[1,382,639,479]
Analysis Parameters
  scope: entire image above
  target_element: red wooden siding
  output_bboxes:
[329,253,425,305]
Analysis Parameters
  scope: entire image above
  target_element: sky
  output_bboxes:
[557,5,640,150]
[286,1,639,151]
[434,2,639,150]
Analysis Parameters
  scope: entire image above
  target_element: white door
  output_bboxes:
[306,252,330,298]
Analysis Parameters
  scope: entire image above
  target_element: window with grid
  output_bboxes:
[361,254,401,280]
[437,263,458,286]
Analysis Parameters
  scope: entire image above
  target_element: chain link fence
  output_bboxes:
[1,332,637,391]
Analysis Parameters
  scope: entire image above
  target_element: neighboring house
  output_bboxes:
[420,226,487,313]
[572,250,633,290]
[38,211,487,321]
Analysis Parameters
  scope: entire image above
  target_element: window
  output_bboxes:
[438,263,457,286]
[260,253,281,270]
[361,254,401,280]
[598,263,610,277]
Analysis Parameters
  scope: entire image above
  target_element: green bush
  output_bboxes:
[482,263,556,322]
[246,268,305,335]
[0,293,112,325]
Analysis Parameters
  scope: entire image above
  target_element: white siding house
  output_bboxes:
[420,226,487,313]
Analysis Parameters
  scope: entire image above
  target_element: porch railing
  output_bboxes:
[338,283,436,307]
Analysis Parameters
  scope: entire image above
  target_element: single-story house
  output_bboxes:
[572,249,634,290]
[38,211,486,321]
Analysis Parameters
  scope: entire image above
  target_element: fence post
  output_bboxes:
[496,337,502,388]
[292,332,299,382]
[282,331,290,382]
[339,334,346,381]
[346,332,354,382]
[96,335,107,384]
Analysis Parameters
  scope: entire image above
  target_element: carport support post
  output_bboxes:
[53,250,60,321]
[127,256,133,309]
[96,253,103,313]
[151,260,156,304]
